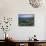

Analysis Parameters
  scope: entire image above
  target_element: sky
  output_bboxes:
[19,14,34,18]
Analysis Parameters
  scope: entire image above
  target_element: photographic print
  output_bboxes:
[18,14,34,26]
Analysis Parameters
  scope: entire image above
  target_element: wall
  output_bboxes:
[0,0,46,40]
